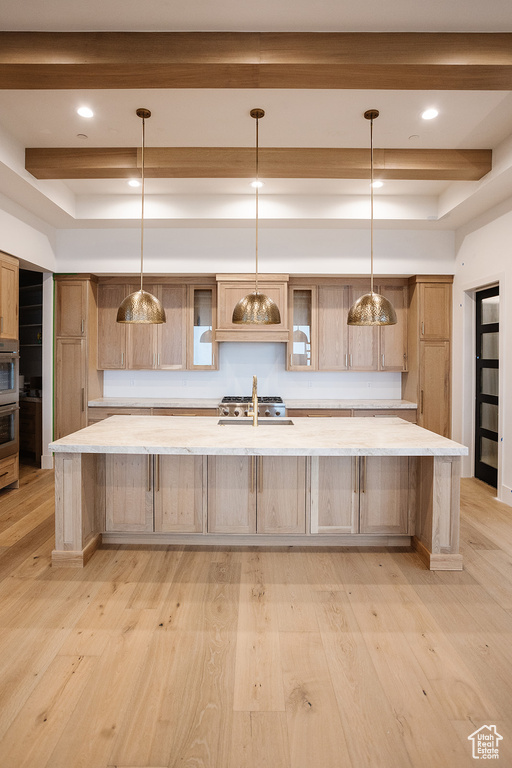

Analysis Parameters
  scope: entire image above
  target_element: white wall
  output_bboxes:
[56,226,455,276]
[453,208,512,505]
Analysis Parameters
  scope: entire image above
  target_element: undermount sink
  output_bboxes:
[218,418,294,426]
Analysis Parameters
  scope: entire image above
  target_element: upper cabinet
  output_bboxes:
[97,279,217,371]
[288,279,408,372]
[0,252,19,340]
[418,282,451,340]
[188,285,218,369]
[55,278,88,338]
[215,274,289,342]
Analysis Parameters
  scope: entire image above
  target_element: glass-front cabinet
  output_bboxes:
[188,285,218,369]
[287,286,317,370]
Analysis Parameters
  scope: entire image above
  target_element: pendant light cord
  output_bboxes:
[140,115,145,293]
[370,115,374,296]
[255,115,259,295]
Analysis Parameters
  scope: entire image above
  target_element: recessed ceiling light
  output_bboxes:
[371,180,383,188]
[250,180,264,188]
[421,108,438,120]
[128,179,140,187]
[77,106,94,118]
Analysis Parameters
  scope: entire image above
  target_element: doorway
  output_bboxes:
[475,285,499,488]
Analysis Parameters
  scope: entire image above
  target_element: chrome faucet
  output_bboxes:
[247,375,258,427]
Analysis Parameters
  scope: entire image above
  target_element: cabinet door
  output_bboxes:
[256,456,306,534]
[0,258,18,339]
[419,341,451,437]
[318,285,349,370]
[55,279,87,337]
[359,456,409,534]
[288,287,317,370]
[97,283,127,369]
[188,286,218,369]
[54,337,86,439]
[154,455,204,532]
[378,283,408,371]
[347,286,379,370]
[105,454,153,532]
[311,457,358,534]
[419,283,451,340]
[126,284,158,369]
[207,456,256,533]
[157,284,186,369]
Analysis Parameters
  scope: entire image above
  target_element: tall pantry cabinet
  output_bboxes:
[54,275,103,439]
[402,276,452,437]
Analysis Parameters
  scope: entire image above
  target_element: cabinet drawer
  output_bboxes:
[0,454,18,489]
[287,409,352,417]
[87,407,150,425]
[352,409,417,422]
[152,408,217,416]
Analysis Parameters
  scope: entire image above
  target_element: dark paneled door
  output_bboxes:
[475,286,499,487]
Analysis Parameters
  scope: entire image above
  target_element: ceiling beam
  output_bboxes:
[25,147,492,181]
[2,32,512,90]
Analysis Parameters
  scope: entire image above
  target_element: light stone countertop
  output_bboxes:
[50,415,467,457]
[87,397,416,410]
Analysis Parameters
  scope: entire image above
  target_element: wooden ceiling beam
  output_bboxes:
[25,147,492,181]
[2,32,512,89]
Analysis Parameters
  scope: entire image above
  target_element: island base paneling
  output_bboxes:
[52,448,462,571]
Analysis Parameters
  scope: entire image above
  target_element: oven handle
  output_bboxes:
[0,403,19,415]
[0,352,19,360]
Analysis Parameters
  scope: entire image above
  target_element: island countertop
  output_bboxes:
[49,415,467,457]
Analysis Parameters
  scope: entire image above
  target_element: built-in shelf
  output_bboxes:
[20,344,43,348]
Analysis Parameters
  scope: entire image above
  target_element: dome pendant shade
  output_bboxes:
[347,291,397,326]
[116,289,166,324]
[232,292,281,325]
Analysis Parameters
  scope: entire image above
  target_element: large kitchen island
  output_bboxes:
[49,416,468,570]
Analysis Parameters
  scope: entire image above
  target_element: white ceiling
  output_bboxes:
[1,2,512,232]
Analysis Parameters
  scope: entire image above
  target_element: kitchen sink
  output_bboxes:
[218,418,294,426]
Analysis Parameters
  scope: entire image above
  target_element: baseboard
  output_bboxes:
[41,454,54,470]
[498,484,512,507]
[412,536,463,571]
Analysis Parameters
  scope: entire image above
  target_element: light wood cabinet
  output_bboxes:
[311,456,358,533]
[126,283,158,369]
[105,454,153,532]
[157,284,186,369]
[287,286,317,370]
[317,284,349,370]
[215,274,289,342]
[403,276,452,437]
[207,455,256,533]
[55,279,88,338]
[419,341,451,438]
[0,252,19,340]
[311,455,411,535]
[207,455,307,534]
[256,456,306,533]
[377,282,408,371]
[347,285,379,370]
[97,283,127,369]
[419,282,451,340]
[359,456,410,534]
[154,455,204,533]
[54,276,102,439]
[188,285,218,369]
[0,453,19,491]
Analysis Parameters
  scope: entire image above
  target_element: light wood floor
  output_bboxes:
[0,464,511,768]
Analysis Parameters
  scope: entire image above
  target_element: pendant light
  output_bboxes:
[347,110,397,327]
[232,109,281,325]
[117,108,166,324]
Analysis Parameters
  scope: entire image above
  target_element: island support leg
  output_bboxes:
[412,455,463,571]
[52,452,104,567]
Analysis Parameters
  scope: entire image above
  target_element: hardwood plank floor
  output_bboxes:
[0,466,511,767]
